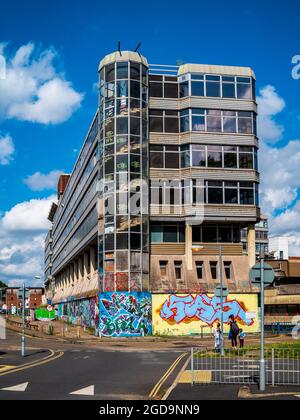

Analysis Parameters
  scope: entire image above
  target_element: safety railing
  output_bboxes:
[190,347,300,386]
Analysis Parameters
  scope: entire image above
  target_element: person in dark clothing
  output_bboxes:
[229,315,239,349]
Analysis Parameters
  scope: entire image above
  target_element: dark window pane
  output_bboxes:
[116,117,128,134]
[208,187,223,204]
[116,155,128,172]
[117,62,128,79]
[150,117,163,132]
[105,64,115,82]
[180,82,189,98]
[224,153,237,168]
[116,233,128,250]
[240,189,254,205]
[131,234,141,250]
[150,82,163,97]
[165,152,179,168]
[163,226,177,242]
[219,227,232,242]
[206,82,221,97]
[130,62,140,80]
[239,153,253,169]
[238,117,253,134]
[180,116,190,132]
[202,226,217,242]
[165,117,179,133]
[164,83,178,98]
[207,147,222,167]
[130,81,140,99]
[130,117,140,135]
[191,81,204,96]
[225,189,238,204]
[222,83,236,98]
[192,226,201,242]
[105,234,115,251]
[192,148,206,167]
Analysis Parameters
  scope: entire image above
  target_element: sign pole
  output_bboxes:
[21,283,25,357]
[259,247,266,391]
[219,245,224,356]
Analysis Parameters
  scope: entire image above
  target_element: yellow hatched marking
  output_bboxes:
[179,370,212,384]
[0,365,16,373]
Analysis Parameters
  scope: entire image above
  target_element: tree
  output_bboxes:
[0,281,7,289]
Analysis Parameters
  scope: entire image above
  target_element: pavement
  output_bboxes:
[168,383,300,400]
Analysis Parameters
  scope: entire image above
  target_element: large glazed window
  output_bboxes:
[98,59,149,293]
[179,73,255,100]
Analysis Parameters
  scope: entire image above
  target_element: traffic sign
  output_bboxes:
[215,286,229,298]
[47,305,53,312]
[250,263,275,287]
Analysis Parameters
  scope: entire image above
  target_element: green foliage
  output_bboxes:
[0,280,7,289]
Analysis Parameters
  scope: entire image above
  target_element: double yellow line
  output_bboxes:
[0,350,64,377]
[149,352,187,399]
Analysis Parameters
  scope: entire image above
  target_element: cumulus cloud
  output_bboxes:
[0,134,14,165]
[0,196,56,286]
[257,86,300,255]
[257,85,286,143]
[23,169,62,191]
[0,42,83,124]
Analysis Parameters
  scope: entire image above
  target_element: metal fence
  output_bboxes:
[191,347,300,386]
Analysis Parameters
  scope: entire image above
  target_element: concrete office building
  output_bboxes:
[45,51,261,332]
[269,236,289,260]
[241,214,268,256]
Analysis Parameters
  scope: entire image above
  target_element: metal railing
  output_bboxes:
[190,347,300,386]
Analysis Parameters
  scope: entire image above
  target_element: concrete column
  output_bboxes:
[78,257,84,281]
[74,260,78,284]
[83,252,89,280]
[247,223,256,269]
[70,264,74,286]
[185,223,193,271]
[90,247,96,274]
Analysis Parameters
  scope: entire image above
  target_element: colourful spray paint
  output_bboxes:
[99,292,152,337]
[153,293,259,336]
[57,297,99,328]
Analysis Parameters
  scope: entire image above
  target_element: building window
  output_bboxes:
[224,262,232,280]
[180,108,257,135]
[210,262,218,280]
[174,261,182,279]
[179,73,255,100]
[160,261,168,277]
[149,110,179,134]
[149,75,178,99]
[196,262,204,279]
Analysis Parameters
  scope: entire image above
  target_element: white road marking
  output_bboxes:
[1,382,29,392]
[70,385,94,396]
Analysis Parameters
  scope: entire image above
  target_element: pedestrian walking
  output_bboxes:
[229,315,239,349]
[239,329,246,348]
[213,323,223,353]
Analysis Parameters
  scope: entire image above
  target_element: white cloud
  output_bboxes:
[23,170,62,191]
[0,134,14,165]
[0,196,56,286]
[0,42,83,124]
[257,85,286,143]
[257,86,300,255]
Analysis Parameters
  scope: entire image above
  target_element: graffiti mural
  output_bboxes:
[99,292,152,337]
[56,297,99,328]
[153,294,259,336]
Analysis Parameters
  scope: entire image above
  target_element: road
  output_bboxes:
[0,329,188,400]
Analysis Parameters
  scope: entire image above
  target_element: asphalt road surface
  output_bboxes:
[0,330,188,400]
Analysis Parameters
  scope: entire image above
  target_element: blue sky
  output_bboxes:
[0,0,300,285]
